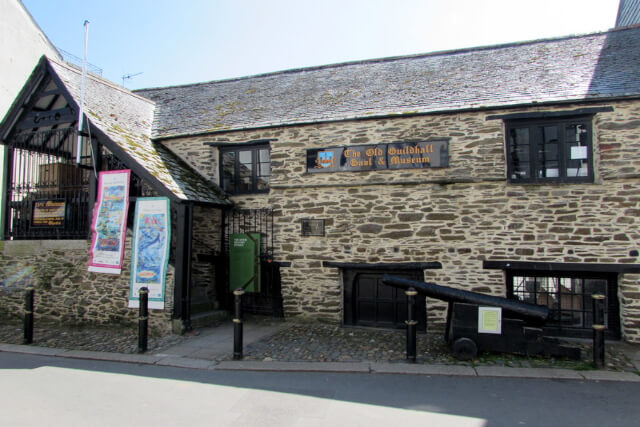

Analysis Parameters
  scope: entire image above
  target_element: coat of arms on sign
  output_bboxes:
[315,150,335,168]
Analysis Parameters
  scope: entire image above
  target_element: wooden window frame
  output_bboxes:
[220,144,270,195]
[505,116,594,184]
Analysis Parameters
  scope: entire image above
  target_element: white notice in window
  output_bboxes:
[571,146,588,160]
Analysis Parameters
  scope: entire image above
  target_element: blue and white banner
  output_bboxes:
[128,197,170,309]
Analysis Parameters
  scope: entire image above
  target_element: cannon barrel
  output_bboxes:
[382,275,549,323]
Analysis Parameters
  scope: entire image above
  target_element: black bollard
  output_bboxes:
[233,288,245,360]
[592,293,606,369]
[405,287,418,363]
[138,287,149,354]
[23,287,34,345]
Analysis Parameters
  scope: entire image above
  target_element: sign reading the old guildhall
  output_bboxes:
[306,140,449,173]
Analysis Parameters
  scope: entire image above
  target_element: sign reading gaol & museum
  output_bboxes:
[306,140,449,173]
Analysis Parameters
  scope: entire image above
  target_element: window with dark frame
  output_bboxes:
[220,145,270,194]
[507,270,620,339]
[506,117,594,184]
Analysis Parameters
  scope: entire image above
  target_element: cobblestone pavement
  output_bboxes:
[0,318,638,372]
[0,321,185,355]
[233,320,638,372]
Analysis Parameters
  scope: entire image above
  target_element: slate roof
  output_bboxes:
[616,0,640,27]
[137,26,640,140]
[49,58,230,206]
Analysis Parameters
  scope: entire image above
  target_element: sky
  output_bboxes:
[21,0,621,90]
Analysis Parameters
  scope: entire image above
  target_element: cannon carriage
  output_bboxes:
[382,275,581,360]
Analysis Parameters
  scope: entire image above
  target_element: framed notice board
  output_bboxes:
[31,199,66,228]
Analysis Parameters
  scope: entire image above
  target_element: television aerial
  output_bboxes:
[122,72,143,88]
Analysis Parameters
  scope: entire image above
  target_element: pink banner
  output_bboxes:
[88,170,131,274]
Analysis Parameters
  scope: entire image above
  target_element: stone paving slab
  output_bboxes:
[0,343,68,356]
[62,350,162,365]
[216,360,371,373]
[580,370,640,382]
[370,363,477,376]
[184,348,229,360]
[154,346,200,357]
[474,366,584,380]
[154,356,217,370]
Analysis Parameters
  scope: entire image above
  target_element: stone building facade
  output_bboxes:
[2,23,639,344]
[158,100,640,342]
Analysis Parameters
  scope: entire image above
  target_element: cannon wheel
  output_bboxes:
[452,337,477,361]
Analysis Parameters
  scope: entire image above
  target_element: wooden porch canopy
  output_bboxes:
[0,55,232,325]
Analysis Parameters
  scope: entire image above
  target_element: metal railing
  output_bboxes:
[4,129,91,239]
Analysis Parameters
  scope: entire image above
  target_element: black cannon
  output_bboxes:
[382,275,580,361]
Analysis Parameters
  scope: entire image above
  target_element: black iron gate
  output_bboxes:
[216,208,284,317]
[3,129,92,240]
[3,129,158,240]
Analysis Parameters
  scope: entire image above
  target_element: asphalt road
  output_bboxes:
[0,352,638,427]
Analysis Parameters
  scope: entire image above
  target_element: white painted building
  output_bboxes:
[0,0,61,237]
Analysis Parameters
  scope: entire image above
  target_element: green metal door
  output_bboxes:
[229,233,261,292]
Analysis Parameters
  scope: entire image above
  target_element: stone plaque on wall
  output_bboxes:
[306,140,448,173]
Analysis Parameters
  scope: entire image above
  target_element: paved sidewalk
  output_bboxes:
[154,320,290,361]
[1,340,639,382]
[1,318,639,382]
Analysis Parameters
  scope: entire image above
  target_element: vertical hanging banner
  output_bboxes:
[88,170,131,274]
[129,197,171,309]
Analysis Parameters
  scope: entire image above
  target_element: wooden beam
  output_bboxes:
[483,260,640,274]
[323,261,442,270]
[39,88,64,98]
[16,106,76,130]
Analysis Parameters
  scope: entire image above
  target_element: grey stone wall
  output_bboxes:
[0,238,175,336]
[161,100,640,342]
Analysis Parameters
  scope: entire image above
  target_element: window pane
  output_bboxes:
[565,124,589,177]
[238,157,253,192]
[223,171,235,192]
[512,276,537,304]
[257,148,271,191]
[221,152,236,192]
[258,162,270,177]
[259,148,270,162]
[258,149,271,178]
[558,278,583,327]
[256,175,270,191]
[239,150,252,165]
[511,274,613,335]
[508,128,530,179]
[537,125,559,178]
